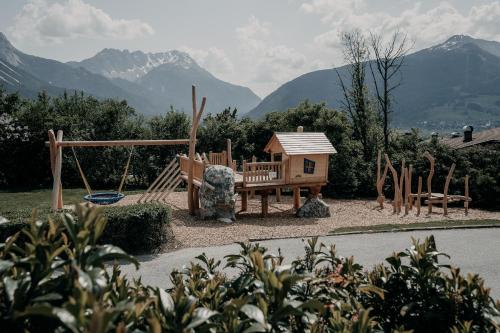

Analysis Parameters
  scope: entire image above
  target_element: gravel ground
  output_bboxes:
[116,191,500,250]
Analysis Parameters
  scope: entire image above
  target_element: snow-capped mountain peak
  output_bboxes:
[67,48,197,81]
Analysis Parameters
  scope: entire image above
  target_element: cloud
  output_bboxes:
[179,46,234,75]
[301,0,500,59]
[235,16,310,96]
[8,0,154,44]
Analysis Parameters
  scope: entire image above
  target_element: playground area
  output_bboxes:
[12,85,491,251]
[112,191,500,249]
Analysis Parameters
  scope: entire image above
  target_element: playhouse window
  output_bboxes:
[303,158,315,174]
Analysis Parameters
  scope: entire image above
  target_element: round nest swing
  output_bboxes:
[72,146,134,206]
[83,192,125,205]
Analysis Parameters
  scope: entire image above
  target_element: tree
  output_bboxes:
[336,30,378,161]
[369,30,412,151]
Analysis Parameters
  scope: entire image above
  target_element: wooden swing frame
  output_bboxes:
[47,86,206,210]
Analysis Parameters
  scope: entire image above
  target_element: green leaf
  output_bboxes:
[359,284,386,299]
[243,322,269,333]
[0,259,14,274]
[241,304,265,325]
[4,276,18,302]
[158,288,174,314]
[86,245,139,268]
[186,308,217,329]
[19,305,79,333]
[32,293,63,302]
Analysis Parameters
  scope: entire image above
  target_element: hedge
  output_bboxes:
[98,203,170,253]
[0,202,170,254]
[1,206,499,332]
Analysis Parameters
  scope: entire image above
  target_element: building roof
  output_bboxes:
[441,127,500,149]
[264,132,337,155]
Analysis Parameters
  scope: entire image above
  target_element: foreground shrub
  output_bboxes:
[0,206,498,332]
[99,202,170,253]
[0,202,170,253]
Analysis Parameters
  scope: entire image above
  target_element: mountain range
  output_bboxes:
[2,32,500,129]
[248,35,500,130]
[0,32,261,116]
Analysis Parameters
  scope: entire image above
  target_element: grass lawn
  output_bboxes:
[0,188,142,213]
[330,219,500,234]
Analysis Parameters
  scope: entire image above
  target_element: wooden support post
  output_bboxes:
[464,175,469,216]
[226,139,232,168]
[443,163,456,216]
[404,167,410,215]
[188,86,206,215]
[250,155,256,199]
[399,159,405,212]
[293,187,301,210]
[241,191,248,212]
[270,153,281,202]
[49,130,64,210]
[416,176,422,216]
[261,190,270,217]
[384,154,400,214]
[376,150,388,209]
[408,164,413,209]
[309,186,321,198]
[193,186,200,212]
[424,152,435,215]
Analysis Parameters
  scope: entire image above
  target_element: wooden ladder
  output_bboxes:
[137,158,182,203]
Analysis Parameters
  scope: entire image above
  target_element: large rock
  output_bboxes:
[296,196,330,218]
[199,165,236,223]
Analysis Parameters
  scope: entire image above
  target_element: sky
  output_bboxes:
[1,0,500,97]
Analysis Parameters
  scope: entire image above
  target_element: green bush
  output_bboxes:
[99,202,170,254]
[0,203,170,254]
[0,206,498,332]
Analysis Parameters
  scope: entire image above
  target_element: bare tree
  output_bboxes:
[336,30,374,161]
[369,31,412,151]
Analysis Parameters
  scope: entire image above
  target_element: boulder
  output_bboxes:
[199,165,236,223]
[296,197,330,218]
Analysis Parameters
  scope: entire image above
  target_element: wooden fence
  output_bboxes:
[242,161,285,186]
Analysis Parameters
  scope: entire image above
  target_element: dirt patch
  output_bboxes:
[116,191,500,251]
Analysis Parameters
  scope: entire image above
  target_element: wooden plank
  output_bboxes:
[404,167,410,215]
[142,160,179,202]
[157,177,182,202]
[464,175,469,216]
[384,154,400,214]
[399,159,405,212]
[408,164,413,209]
[443,163,456,216]
[424,152,435,214]
[137,158,177,203]
[150,169,181,202]
[227,139,232,168]
[416,176,422,216]
[49,139,190,147]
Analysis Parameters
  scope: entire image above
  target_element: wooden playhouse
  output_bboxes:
[263,130,336,185]
[179,126,337,216]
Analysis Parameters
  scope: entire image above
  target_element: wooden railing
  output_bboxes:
[179,155,205,181]
[242,161,285,186]
[209,151,227,166]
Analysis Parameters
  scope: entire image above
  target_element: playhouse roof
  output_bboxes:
[264,132,337,155]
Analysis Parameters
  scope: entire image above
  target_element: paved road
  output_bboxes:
[120,228,500,299]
